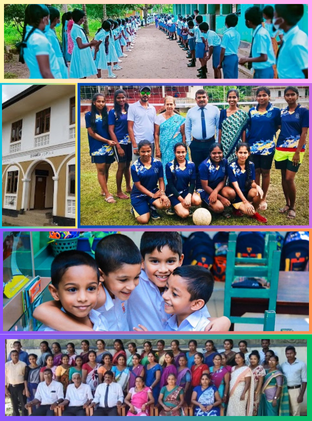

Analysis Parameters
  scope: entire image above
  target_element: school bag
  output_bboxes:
[280,232,309,271]
[236,232,265,258]
[211,232,229,282]
[182,232,214,269]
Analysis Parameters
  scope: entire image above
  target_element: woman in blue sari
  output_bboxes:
[191,373,222,416]
[155,96,186,185]
[146,351,162,403]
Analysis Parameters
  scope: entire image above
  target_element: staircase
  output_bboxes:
[2,209,54,227]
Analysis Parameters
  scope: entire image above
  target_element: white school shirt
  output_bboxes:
[93,382,124,407]
[164,310,210,331]
[281,359,307,386]
[221,27,240,55]
[96,285,129,331]
[194,26,203,43]
[251,25,276,69]
[277,25,308,79]
[35,380,64,405]
[40,308,109,331]
[207,30,221,47]
[127,101,156,143]
[65,383,93,406]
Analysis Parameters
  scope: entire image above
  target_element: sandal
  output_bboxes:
[117,192,129,199]
[105,195,116,203]
[258,201,268,211]
[287,208,296,219]
[279,204,290,214]
[251,212,268,223]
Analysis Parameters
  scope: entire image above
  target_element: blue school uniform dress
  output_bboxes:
[131,158,164,217]
[194,26,205,59]
[277,25,308,79]
[106,31,118,62]
[69,23,97,78]
[120,25,127,46]
[165,160,196,207]
[246,103,281,169]
[251,25,275,79]
[182,22,188,40]
[45,27,68,78]
[198,158,228,205]
[177,20,182,37]
[94,29,108,70]
[113,28,122,57]
[188,27,195,51]
[220,27,240,79]
[85,111,114,164]
[207,30,221,68]
[108,108,132,163]
[23,25,62,78]
[228,160,256,204]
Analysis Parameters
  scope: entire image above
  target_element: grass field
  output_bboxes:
[80,129,309,227]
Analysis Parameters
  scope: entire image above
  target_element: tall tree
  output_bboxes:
[82,4,89,35]
[103,4,107,20]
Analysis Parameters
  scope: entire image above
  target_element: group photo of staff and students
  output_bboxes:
[5,338,307,416]
[80,84,309,227]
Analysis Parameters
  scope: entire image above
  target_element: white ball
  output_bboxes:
[192,208,212,225]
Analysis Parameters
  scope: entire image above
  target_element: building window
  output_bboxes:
[11,120,23,143]
[6,171,18,194]
[35,108,51,135]
[68,164,75,196]
[278,91,282,97]
[70,97,75,125]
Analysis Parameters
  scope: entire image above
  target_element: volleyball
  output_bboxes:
[192,208,212,226]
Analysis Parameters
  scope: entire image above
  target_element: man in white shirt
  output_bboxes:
[25,369,64,416]
[281,346,307,416]
[59,373,93,416]
[90,371,124,416]
[5,350,27,416]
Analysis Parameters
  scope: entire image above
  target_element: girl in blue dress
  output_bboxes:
[165,142,201,219]
[61,12,72,63]
[99,20,117,79]
[191,373,222,416]
[228,143,267,223]
[198,143,235,216]
[94,24,108,79]
[18,4,61,78]
[85,93,117,203]
[69,9,99,78]
[146,351,162,403]
[45,7,68,78]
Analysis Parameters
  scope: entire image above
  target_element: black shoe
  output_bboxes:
[165,208,175,216]
[188,60,196,67]
[186,54,192,58]
[150,206,161,220]
[199,73,207,79]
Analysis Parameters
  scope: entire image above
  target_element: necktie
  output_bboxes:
[201,107,207,140]
[104,384,109,407]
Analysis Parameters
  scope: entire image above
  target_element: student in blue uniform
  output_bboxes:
[206,24,222,79]
[274,5,308,79]
[218,13,240,79]
[186,20,196,67]
[69,8,99,79]
[165,143,201,219]
[246,87,281,211]
[228,143,267,223]
[108,89,132,200]
[194,15,206,78]
[45,6,68,78]
[275,87,309,219]
[18,4,61,78]
[239,6,275,79]
[94,22,108,79]
[198,143,235,216]
[61,12,72,63]
[85,93,116,203]
[130,140,171,224]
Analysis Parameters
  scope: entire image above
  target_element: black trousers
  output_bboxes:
[31,404,55,416]
[93,406,118,416]
[190,138,215,170]
[63,406,86,416]
[8,384,27,416]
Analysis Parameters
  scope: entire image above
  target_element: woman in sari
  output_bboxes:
[112,354,130,392]
[203,340,218,368]
[146,351,162,403]
[129,354,145,390]
[127,342,138,367]
[186,340,197,369]
[159,373,184,416]
[220,353,232,373]
[55,354,71,393]
[249,350,266,415]
[112,339,127,365]
[238,340,250,366]
[263,350,276,372]
[223,339,236,367]
[39,354,56,382]
[52,342,63,366]
[176,355,192,405]
[96,339,111,364]
[125,376,154,416]
[141,341,153,366]
[155,96,186,185]
[227,352,254,416]
[98,353,113,384]
[209,354,230,405]
[219,89,248,163]
[80,340,90,365]
[82,351,100,394]
[160,352,178,389]
[191,373,222,416]
[258,356,290,416]
[156,340,166,366]
[191,353,209,389]
[66,342,77,366]
[69,355,83,383]
[171,340,186,368]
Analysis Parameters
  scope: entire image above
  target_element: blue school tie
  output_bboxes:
[200,107,207,139]
[104,384,109,407]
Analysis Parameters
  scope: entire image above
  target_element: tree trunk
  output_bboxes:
[103,4,107,20]
[62,4,68,13]
[82,4,89,35]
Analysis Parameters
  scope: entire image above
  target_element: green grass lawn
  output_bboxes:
[80,129,309,227]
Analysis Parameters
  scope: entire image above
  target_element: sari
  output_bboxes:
[173,352,186,368]
[127,386,152,416]
[220,108,248,163]
[193,385,220,416]
[80,352,90,365]
[156,113,186,185]
[186,352,195,369]
[127,354,135,367]
[112,366,130,392]
[53,353,63,366]
[67,354,76,366]
[157,353,166,367]
[191,364,209,387]
[146,364,162,402]
[141,354,149,366]
[55,365,70,393]
[258,370,290,416]
[112,350,127,365]
[251,365,266,415]
[204,352,219,368]
[96,351,111,364]
[159,385,184,416]
[129,365,144,389]
[82,363,100,393]
[160,365,178,389]
[68,366,82,381]
[176,367,192,404]
[224,351,236,367]
[227,366,254,416]
[209,366,229,400]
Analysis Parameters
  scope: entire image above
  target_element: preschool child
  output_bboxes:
[218,13,240,79]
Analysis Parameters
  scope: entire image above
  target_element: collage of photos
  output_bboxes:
[1,2,310,419]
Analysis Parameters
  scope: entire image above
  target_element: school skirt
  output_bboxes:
[222,54,238,78]
[195,42,205,59]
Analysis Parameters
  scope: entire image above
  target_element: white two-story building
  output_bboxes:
[2,85,76,227]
